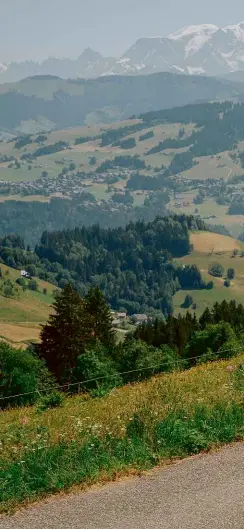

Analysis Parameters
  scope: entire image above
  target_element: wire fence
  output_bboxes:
[1,345,243,403]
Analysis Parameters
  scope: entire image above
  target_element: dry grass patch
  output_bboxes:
[190,232,241,253]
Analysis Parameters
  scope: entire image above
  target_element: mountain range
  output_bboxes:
[2,22,244,82]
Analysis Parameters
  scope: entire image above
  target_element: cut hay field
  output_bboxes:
[1,353,243,512]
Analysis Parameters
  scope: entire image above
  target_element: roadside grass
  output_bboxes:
[1,355,243,512]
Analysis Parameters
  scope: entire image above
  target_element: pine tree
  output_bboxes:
[85,286,115,347]
[38,284,93,384]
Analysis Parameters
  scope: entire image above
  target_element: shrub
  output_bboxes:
[184,322,239,364]
[75,344,121,395]
[0,342,53,409]
[208,263,224,277]
[37,391,64,412]
[118,340,181,382]
[16,277,26,287]
[28,279,38,291]
[181,294,193,309]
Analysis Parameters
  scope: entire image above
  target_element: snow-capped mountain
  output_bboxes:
[109,22,244,77]
[2,22,244,82]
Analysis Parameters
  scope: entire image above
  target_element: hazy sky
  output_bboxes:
[1,0,244,62]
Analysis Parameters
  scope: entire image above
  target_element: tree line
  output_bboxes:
[0,216,208,315]
[1,289,243,410]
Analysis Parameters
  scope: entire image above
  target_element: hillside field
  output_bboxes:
[173,232,244,317]
[0,264,54,347]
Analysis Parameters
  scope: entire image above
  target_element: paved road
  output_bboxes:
[1,443,244,529]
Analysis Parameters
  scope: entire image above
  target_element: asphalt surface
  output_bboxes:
[1,443,244,529]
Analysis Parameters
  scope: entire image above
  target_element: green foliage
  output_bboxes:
[100,123,144,147]
[33,141,68,157]
[111,191,134,204]
[16,277,26,287]
[75,344,121,395]
[208,262,224,277]
[0,342,53,409]
[181,294,193,309]
[37,391,64,412]
[184,322,238,363]
[227,268,235,280]
[141,101,244,157]
[139,130,154,141]
[118,340,180,382]
[15,135,32,149]
[28,279,38,291]
[36,135,47,144]
[85,286,116,347]
[38,284,93,384]
[75,136,96,145]
[119,137,136,149]
[96,155,146,173]
[35,216,204,315]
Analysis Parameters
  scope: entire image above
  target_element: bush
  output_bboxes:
[37,391,64,412]
[224,279,231,287]
[28,279,38,291]
[118,340,181,382]
[16,277,26,287]
[208,263,224,277]
[0,342,54,409]
[120,138,136,149]
[75,343,122,395]
[184,322,239,364]
[181,294,193,309]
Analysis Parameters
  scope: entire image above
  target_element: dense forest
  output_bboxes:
[0,191,170,246]
[0,215,208,315]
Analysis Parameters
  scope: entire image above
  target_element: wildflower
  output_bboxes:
[227,365,234,372]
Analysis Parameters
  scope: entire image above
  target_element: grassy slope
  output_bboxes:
[0,264,54,346]
[174,232,244,317]
[1,354,243,512]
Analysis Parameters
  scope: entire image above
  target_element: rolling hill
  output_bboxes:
[0,72,243,132]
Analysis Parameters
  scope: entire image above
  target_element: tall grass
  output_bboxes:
[1,356,243,513]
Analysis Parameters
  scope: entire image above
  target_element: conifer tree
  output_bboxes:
[39,284,92,383]
[85,286,115,347]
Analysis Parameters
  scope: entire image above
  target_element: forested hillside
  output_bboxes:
[0,73,242,131]
[0,216,208,315]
